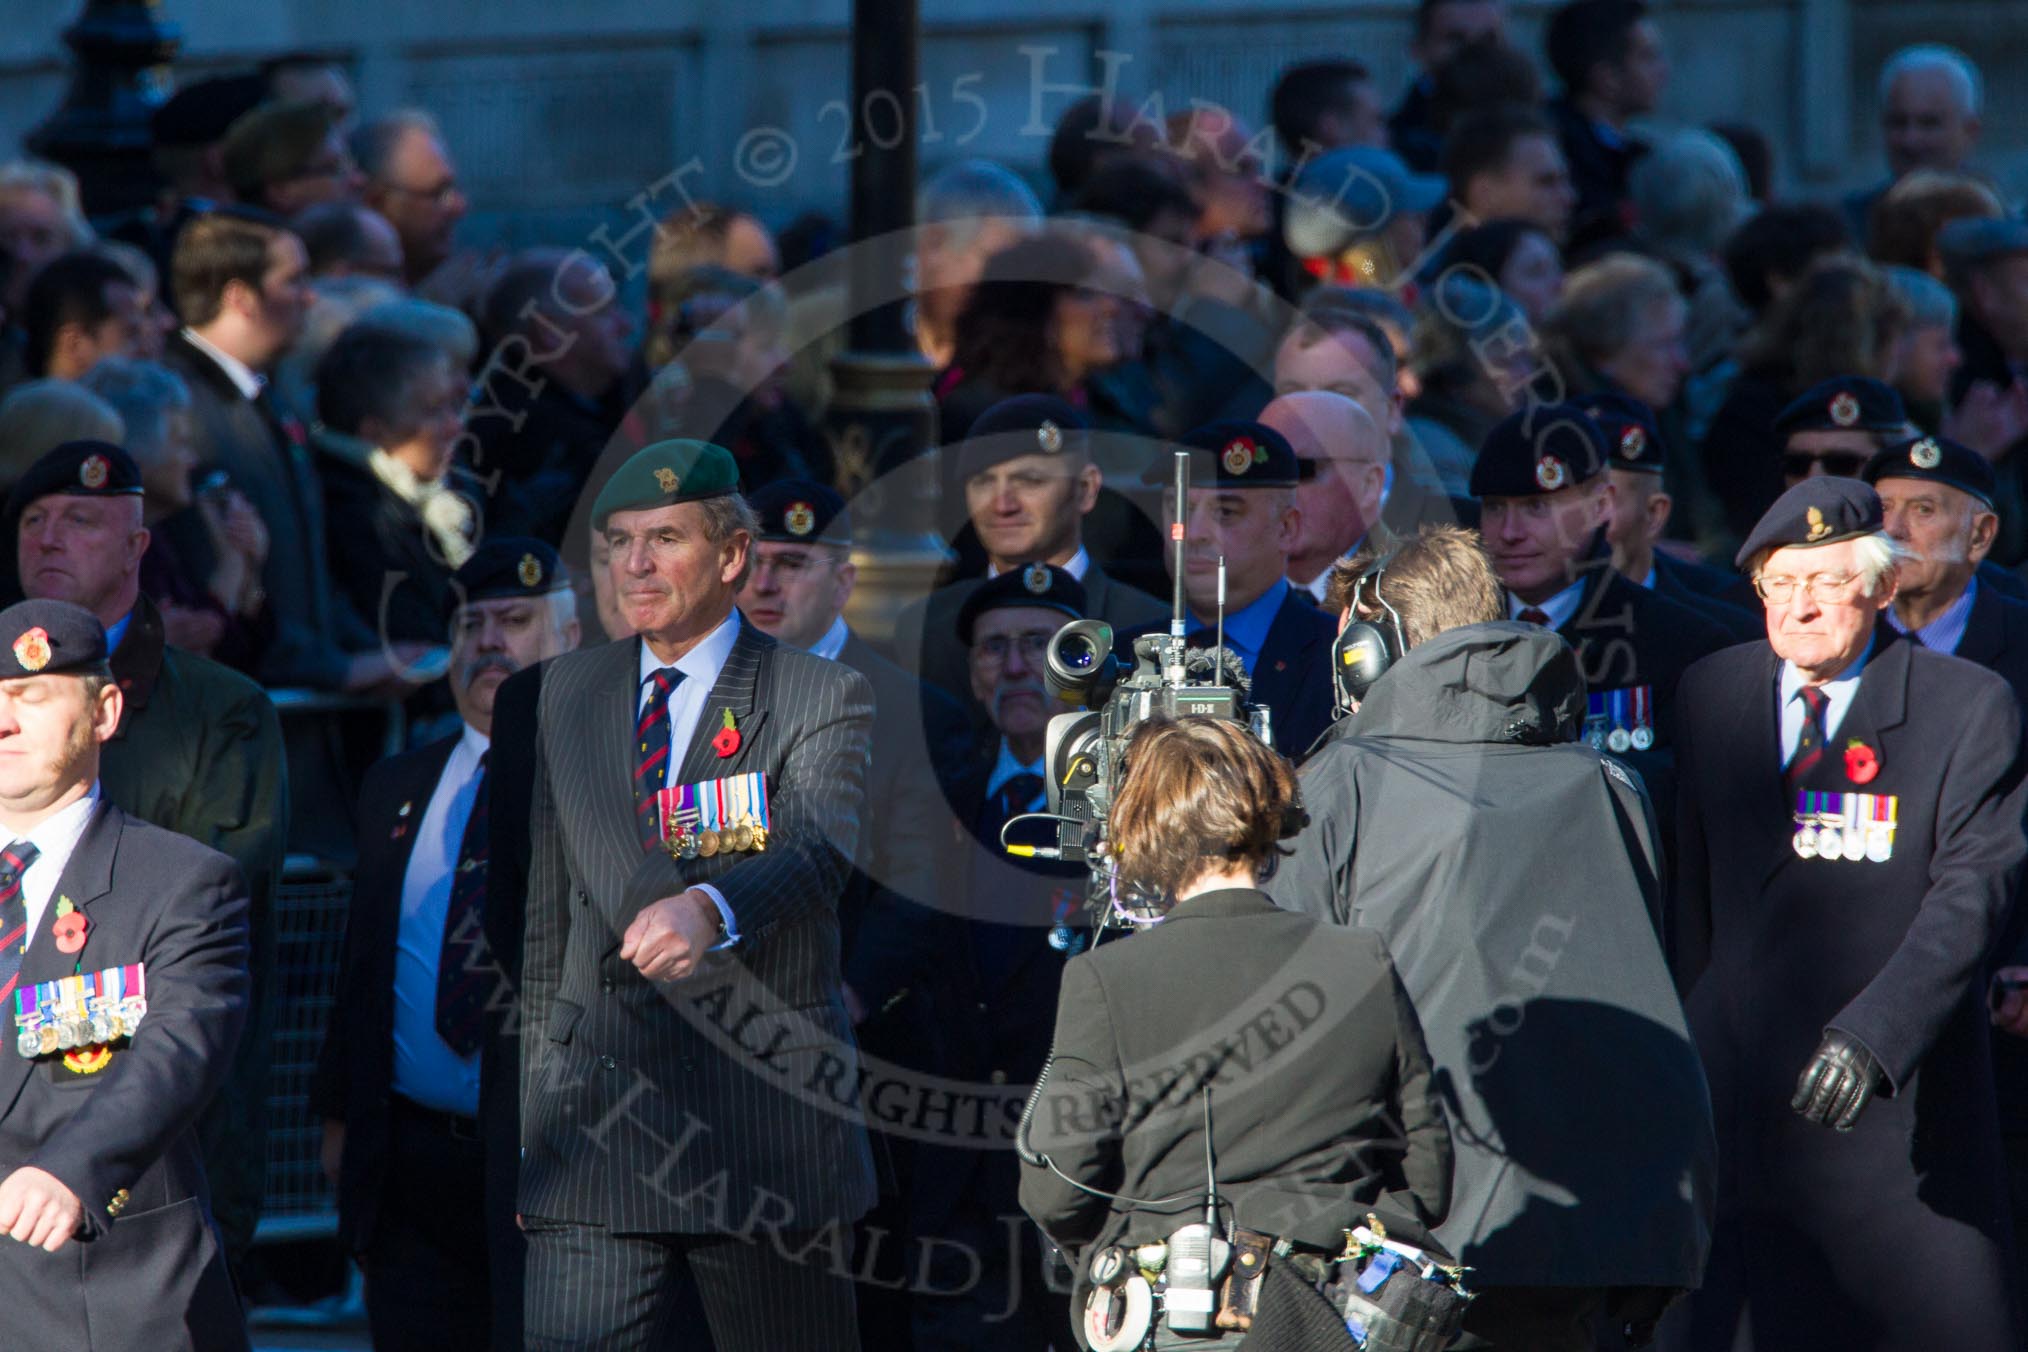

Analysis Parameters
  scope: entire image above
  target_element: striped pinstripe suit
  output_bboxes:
[517,622,877,1347]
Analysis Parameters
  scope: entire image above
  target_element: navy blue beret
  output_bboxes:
[953,395,1090,483]
[1774,377,1906,438]
[0,599,108,679]
[1469,404,1608,498]
[747,478,849,544]
[1734,476,1884,570]
[1862,435,1996,508]
[7,440,144,523]
[1575,392,1664,475]
[1144,420,1302,489]
[956,563,1087,646]
[452,537,568,607]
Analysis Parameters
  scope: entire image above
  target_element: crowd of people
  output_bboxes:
[0,1,2025,1349]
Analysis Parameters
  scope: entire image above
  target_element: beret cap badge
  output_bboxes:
[1619,426,1647,459]
[1829,392,1861,428]
[1221,439,1255,476]
[1037,420,1063,454]
[517,553,543,588]
[1910,438,1943,469]
[654,467,680,494]
[1535,456,1568,491]
[784,502,816,537]
[1022,562,1052,595]
[1806,505,1831,542]
[78,455,108,490]
[12,627,50,673]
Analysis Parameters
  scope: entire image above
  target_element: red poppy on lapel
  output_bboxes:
[713,707,740,758]
[1845,739,1879,784]
[51,900,87,955]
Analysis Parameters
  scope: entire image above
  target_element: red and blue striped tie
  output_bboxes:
[636,667,683,848]
[434,754,491,1057]
[1787,685,1829,790]
[0,842,43,1009]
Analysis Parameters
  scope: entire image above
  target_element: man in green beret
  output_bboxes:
[516,439,876,1349]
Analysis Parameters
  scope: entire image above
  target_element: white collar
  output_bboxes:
[180,327,264,401]
[808,616,850,662]
[1507,575,1587,631]
[638,609,742,689]
[0,781,100,863]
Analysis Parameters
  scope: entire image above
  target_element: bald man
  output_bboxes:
[1262,391,1393,602]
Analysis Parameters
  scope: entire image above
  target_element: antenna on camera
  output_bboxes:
[1169,449,1188,641]
[1214,556,1226,670]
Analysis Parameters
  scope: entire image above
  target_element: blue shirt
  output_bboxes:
[1200,577,1290,675]
[1886,576,1977,655]
[105,610,132,654]
[1778,641,1873,766]
[985,739,1046,812]
[391,724,488,1116]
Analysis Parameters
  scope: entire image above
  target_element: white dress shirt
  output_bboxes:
[637,613,743,946]
[179,327,263,400]
[1778,644,1872,765]
[11,785,100,951]
[390,724,488,1116]
[1507,577,1586,631]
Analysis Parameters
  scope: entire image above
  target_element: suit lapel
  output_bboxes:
[0,801,121,1115]
[589,638,648,871]
[671,625,772,788]
[1767,636,1910,885]
[1955,584,2004,668]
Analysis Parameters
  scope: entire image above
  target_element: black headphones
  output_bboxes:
[1331,554,1406,715]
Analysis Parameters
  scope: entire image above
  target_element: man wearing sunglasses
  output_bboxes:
[1772,375,1910,488]
[1672,475,2028,1351]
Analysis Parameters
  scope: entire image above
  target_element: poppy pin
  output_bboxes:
[51,896,87,955]
[1845,739,1880,784]
[712,707,741,758]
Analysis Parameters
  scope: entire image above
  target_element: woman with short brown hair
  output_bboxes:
[1019,716,1454,1350]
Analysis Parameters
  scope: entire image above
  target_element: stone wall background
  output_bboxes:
[0,1,2021,245]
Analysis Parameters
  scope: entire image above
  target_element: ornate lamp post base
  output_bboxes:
[28,0,181,217]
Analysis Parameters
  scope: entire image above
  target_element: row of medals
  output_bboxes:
[1793,819,1894,862]
[665,817,768,861]
[17,998,143,1057]
[1586,722,1654,754]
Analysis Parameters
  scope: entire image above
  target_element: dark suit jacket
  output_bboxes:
[1116,585,1340,762]
[517,623,878,1233]
[311,734,460,1253]
[1673,635,2027,1347]
[1019,888,1450,1263]
[834,633,969,1018]
[1549,97,1640,248]
[893,560,1169,714]
[317,441,483,647]
[0,800,250,1351]
[102,593,287,1260]
[1650,552,1760,643]
[164,329,368,689]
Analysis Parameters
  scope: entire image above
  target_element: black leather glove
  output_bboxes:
[1791,1030,1884,1131]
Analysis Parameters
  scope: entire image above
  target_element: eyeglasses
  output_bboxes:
[1753,572,1865,605]
[1783,451,1869,480]
[383,178,462,207]
[972,631,1053,665]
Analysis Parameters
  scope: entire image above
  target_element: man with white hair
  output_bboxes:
[315,537,580,1352]
[1260,389,1393,601]
[1845,44,1985,237]
[1672,475,2027,1351]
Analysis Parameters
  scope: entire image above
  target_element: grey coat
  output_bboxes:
[1266,621,1715,1290]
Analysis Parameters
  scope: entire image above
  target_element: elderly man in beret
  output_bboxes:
[0,598,252,1350]
[315,538,579,1352]
[514,439,876,1350]
[1672,476,2028,1351]
[11,436,285,1274]
[894,394,1165,720]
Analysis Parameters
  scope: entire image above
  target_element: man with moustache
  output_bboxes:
[915,563,1089,1350]
[11,438,286,1273]
[314,538,579,1352]
[1259,389,1396,602]
[1672,477,2027,1350]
